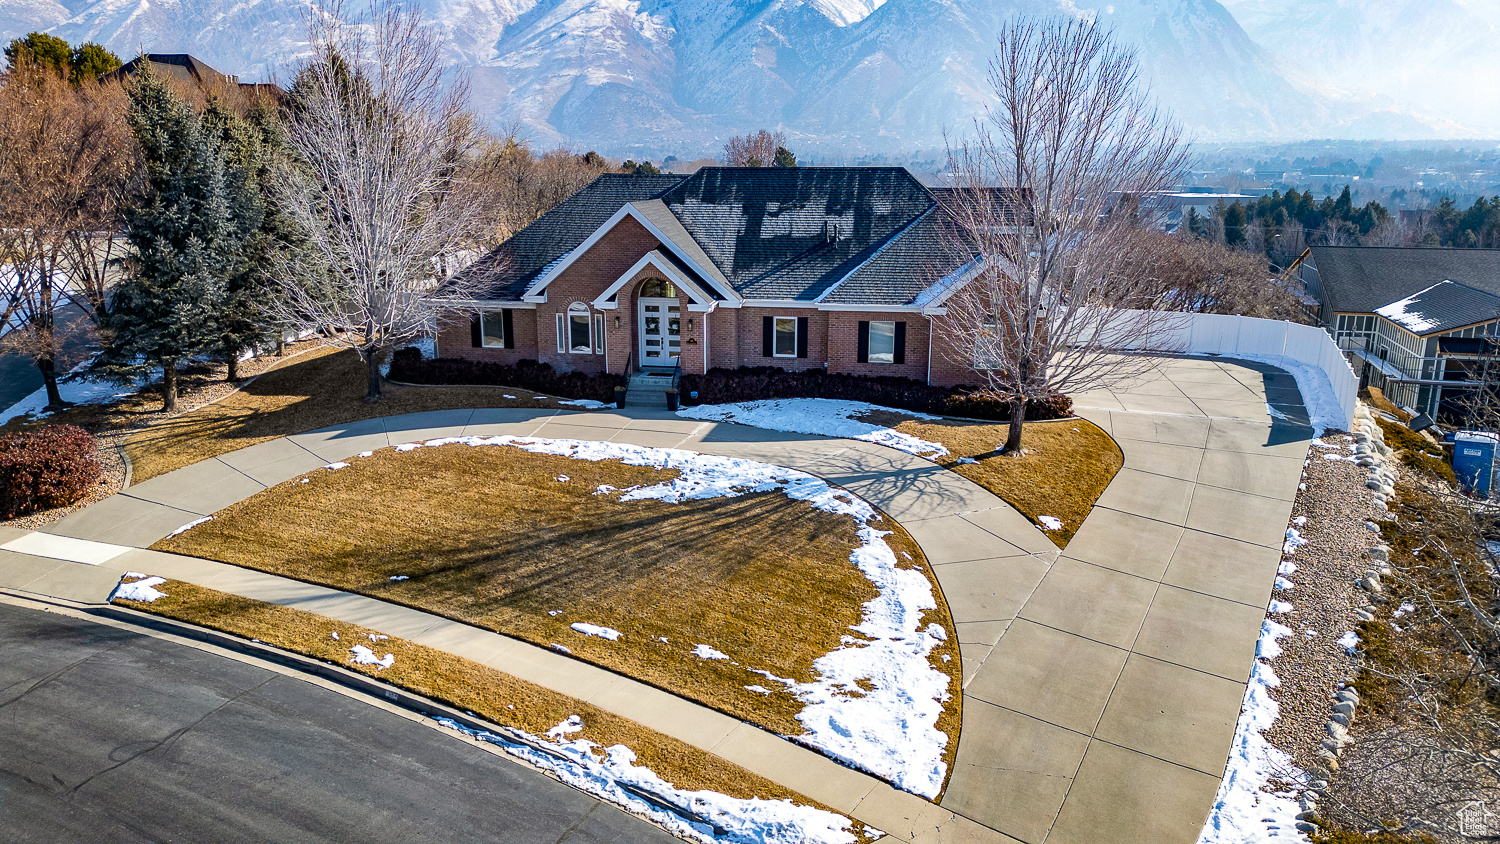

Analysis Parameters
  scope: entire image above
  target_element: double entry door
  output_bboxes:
[638,298,681,365]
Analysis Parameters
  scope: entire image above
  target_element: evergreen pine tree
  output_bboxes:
[203,98,275,381]
[93,64,234,411]
[773,146,797,168]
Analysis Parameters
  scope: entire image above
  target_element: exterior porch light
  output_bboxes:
[687,317,695,331]
[613,315,620,329]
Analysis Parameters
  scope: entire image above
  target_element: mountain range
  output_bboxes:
[3,0,1494,156]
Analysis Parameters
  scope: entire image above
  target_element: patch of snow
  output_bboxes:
[504,394,517,399]
[1309,438,1335,448]
[382,433,954,797]
[1282,528,1308,555]
[349,645,394,669]
[326,462,349,470]
[1268,600,1293,614]
[571,622,623,641]
[1376,286,1442,334]
[1279,559,1297,575]
[1292,516,1306,526]
[550,643,572,654]
[168,516,212,537]
[299,478,310,484]
[389,575,409,581]
[746,685,773,695]
[547,715,586,738]
[1274,577,1294,591]
[1220,352,1348,435]
[1037,516,1063,531]
[1337,631,1360,654]
[1393,602,1416,618]
[0,359,143,427]
[1196,616,1305,844]
[331,631,340,640]
[1322,452,1355,462]
[112,575,168,603]
[358,451,374,458]
[548,610,562,617]
[1304,629,1318,638]
[558,398,609,408]
[435,718,859,844]
[678,399,948,458]
[954,457,978,464]
[693,644,730,660]
[557,475,570,482]
[368,634,388,642]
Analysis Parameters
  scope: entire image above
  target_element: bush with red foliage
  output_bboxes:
[0,425,103,519]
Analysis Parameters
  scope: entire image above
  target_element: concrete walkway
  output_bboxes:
[0,355,1311,844]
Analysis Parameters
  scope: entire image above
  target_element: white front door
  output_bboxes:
[638,298,681,365]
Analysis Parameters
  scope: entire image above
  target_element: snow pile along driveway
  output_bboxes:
[438,716,861,844]
[678,399,947,458]
[390,434,954,798]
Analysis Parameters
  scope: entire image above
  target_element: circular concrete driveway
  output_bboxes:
[0,354,1313,844]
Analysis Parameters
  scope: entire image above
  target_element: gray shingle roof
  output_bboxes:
[1375,280,1500,335]
[461,174,686,300]
[657,168,937,301]
[463,167,984,305]
[1310,246,1500,315]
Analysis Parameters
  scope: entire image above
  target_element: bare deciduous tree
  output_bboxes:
[268,1,493,402]
[1133,230,1310,322]
[935,18,1191,452]
[722,129,786,167]
[0,56,133,407]
[464,131,611,248]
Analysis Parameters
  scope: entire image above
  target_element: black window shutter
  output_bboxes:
[470,314,482,347]
[502,309,515,349]
[796,317,809,358]
[856,321,870,363]
[893,321,906,364]
[762,316,774,357]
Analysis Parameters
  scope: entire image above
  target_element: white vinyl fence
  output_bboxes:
[1111,311,1359,432]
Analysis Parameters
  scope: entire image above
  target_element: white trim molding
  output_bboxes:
[592,251,721,313]
[522,204,741,306]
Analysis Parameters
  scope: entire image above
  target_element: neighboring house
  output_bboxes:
[102,54,285,109]
[1302,246,1500,419]
[441,168,983,386]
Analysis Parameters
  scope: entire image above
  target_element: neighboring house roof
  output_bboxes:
[465,167,979,307]
[104,54,287,102]
[1375,280,1500,335]
[1309,246,1500,315]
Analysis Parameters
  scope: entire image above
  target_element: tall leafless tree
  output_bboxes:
[0,56,134,407]
[934,18,1191,452]
[722,129,786,167]
[267,1,492,402]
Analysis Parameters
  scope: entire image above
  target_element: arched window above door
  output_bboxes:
[638,278,678,299]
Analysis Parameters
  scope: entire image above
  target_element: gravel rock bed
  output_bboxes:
[1261,434,1376,769]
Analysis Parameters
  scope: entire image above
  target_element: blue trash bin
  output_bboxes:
[1453,431,1497,497]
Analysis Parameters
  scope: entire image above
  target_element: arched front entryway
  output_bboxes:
[636,278,682,367]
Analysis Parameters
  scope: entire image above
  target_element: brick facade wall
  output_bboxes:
[433,213,977,386]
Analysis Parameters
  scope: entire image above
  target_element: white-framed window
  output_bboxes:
[868,320,897,363]
[773,316,798,357]
[593,313,605,354]
[480,311,506,348]
[557,304,597,354]
[555,313,567,354]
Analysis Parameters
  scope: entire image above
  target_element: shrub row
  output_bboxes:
[388,351,627,403]
[678,366,1072,421]
[0,425,102,520]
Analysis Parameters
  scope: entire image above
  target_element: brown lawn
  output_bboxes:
[125,346,599,482]
[877,415,1122,548]
[115,578,871,837]
[152,441,963,788]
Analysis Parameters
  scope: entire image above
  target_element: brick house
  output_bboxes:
[438,167,982,387]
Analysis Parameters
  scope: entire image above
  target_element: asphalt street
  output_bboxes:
[0,602,681,844]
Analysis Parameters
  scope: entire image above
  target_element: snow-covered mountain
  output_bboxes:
[0,0,1479,155]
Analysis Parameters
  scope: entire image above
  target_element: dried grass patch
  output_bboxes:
[125,347,591,482]
[116,578,870,837]
[889,417,1122,547]
[152,441,963,786]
